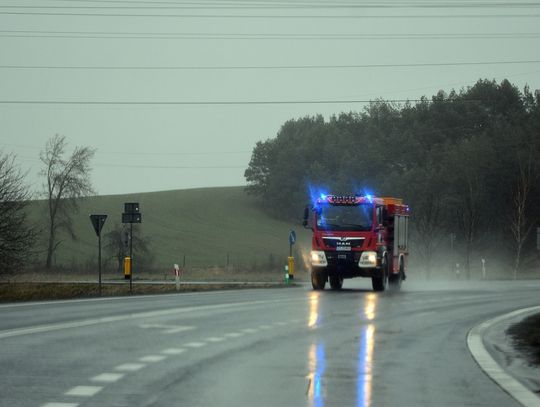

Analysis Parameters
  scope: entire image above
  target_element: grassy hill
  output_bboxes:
[27,186,311,275]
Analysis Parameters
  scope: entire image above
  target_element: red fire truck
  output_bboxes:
[302,194,410,291]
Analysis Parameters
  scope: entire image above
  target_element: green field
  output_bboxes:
[26,186,311,276]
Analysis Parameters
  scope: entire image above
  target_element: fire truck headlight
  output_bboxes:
[311,250,328,267]
[359,251,377,268]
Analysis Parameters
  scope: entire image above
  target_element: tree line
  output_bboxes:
[245,79,540,278]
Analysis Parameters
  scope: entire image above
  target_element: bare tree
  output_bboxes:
[104,223,152,273]
[0,152,36,275]
[40,135,95,270]
[509,151,537,279]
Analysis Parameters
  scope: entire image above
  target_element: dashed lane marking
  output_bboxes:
[114,363,146,372]
[42,403,79,407]
[91,373,125,383]
[184,341,206,348]
[139,355,167,363]
[206,337,226,342]
[241,328,258,334]
[161,348,186,355]
[258,325,272,329]
[275,322,288,326]
[64,386,103,397]
[138,324,195,334]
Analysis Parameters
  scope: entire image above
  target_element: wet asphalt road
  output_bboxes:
[1,279,539,407]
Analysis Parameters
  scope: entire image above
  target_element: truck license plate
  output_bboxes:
[336,246,351,251]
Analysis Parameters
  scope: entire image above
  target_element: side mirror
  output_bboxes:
[302,206,310,228]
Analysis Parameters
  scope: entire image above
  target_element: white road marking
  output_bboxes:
[91,373,125,383]
[139,355,167,363]
[184,341,206,348]
[241,328,258,334]
[467,305,540,407]
[258,325,272,330]
[161,348,186,355]
[115,363,146,372]
[0,298,303,340]
[224,332,243,338]
[138,324,195,334]
[205,337,226,342]
[42,403,79,407]
[64,386,103,397]
[275,322,288,326]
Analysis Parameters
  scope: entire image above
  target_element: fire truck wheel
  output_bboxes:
[329,275,343,290]
[311,269,327,290]
[389,261,404,290]
[372,256,388,292]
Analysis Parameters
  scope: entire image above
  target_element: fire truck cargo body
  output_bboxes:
[305,195,410,291]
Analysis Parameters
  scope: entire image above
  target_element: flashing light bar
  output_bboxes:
[317,195,365,205]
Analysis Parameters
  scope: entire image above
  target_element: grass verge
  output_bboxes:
[507,313,540,366]
[0,282,291,302]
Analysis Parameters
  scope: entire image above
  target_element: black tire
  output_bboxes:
[329,275,343,290]
[389,260,404,291]
[372,255,388,292]
[311,269,327,290]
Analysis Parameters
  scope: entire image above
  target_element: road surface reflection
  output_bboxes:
[358,293,377,407]
[306,292,378,407]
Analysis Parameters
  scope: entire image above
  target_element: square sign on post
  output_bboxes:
[123,202,141,223]
[122,212,142,223]
[124,202,139,214]
[122,203,141,294]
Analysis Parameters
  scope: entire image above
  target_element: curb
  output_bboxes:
[467,306,540,407]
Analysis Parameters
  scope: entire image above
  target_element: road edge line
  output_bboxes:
[467,306,540,407]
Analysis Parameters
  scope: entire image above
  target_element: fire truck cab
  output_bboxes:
[303,194,409,292]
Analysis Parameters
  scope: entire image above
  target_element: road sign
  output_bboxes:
[89,214,107,296]
[90,214,107,237]
[122,212,142,223]
[289,230,296,245]
[124,202,139,214]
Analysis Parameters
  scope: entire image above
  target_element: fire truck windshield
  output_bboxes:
[316,203,373,231]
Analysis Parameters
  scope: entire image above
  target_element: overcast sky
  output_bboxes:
[1,0,539,196]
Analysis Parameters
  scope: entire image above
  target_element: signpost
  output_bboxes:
[89,214,107,295]
[174,263,180,291]
[122,203,142,294]
[288,230,296,280]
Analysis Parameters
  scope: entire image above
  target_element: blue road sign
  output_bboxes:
[289,230,296,245]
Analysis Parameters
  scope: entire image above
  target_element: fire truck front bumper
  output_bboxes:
[311,250,382,279]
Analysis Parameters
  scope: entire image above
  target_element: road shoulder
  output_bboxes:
[467,306,540,407]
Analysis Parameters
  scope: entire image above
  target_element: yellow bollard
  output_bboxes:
[124,256,131,279]
[288,256,294,280]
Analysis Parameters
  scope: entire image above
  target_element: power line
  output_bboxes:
[95,163,246,169]
[1,32,540,40]
[2,2,540,9]
[0,142,250,156]
[1,11,539,18]
[0,99,478,105]
[2,59,540,70]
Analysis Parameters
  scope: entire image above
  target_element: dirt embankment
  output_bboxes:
[507,313,540,367]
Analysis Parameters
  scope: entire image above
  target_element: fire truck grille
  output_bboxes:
[322,237,364,249]
[325,251,362,267]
